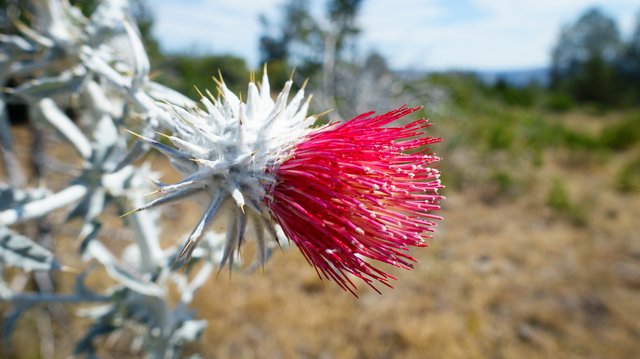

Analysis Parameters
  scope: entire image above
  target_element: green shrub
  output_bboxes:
[546,179,587,226]
[492,80,538,108]
[155,54,250,99]
[599,114,640,151]
[438,162,465,193]
[560,128,599,150]
[487,124,515,150]
[502,87,536,107]
[522,116,597,150]
[490,170,517,197]
[616,156,640,192]
[426,72,484,109]
[545,92,574,112]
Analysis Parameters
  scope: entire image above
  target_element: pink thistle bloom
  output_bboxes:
[266,106,444,295]
[132,71,443,295]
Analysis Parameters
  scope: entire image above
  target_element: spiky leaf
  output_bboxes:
[0,226,58,271]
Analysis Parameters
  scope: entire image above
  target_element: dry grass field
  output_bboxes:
[2,106,640,358]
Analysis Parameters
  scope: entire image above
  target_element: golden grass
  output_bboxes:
[2,110,640,358]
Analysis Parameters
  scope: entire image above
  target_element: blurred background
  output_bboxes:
[2,0,640,358]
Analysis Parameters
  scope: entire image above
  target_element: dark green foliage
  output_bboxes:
[547,179,587,226]
[616,155,640,192]
[550,8,622,100]
[521,113,640,153]
[486,124,514,150]
[545,92,575,112]
[426,72,484,109]
[154,55,250,99]
[489,170,521,199]
[522,116,597,150]
[263,60,294,91]
[600,114,640,151]
[550,7,640,107]
[69,0,99,15]
[572,54,618,104]
[492,79,537,108]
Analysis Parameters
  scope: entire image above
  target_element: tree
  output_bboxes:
[259,0,317,64]
[258,0,367,120]
[550,7,622,104]
[258,0,319,86]
[631,11,640,57]
[259,0,362,67]
[155,54,249,99]
[620,10,640,103]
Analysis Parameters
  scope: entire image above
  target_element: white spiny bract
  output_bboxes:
[1,1,210,355]
[129,71,315,267]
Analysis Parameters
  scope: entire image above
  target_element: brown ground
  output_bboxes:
[2,110,640,359]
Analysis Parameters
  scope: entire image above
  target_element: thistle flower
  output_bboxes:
[128,71,443,295]
[266,107,443,294]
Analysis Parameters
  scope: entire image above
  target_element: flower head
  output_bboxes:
[266,107,443,294]
[129,71,443,295]
[125,70,314,267]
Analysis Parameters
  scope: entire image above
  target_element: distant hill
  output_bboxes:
[395,68,550,88]
[475,68,550,87]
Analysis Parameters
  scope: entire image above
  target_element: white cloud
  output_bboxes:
[152,0,640,71]
[358,0,639,70]
[153,0,284,64]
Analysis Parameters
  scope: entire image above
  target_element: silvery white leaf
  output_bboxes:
[93,114,119,151]
[61,0,89,28]
[101,165,134,196]
[36,98,92,159]
[0,184,88,225]
[80,46,130,90]
[14,18,55,48]
[171,319,207,343]
[146,81,197,108]
[124,171,165,272]
[123,20,149,89]
[83,80,116,117]
[0,34,36,55]
[86,0,129,39]
[65,185,91,221]
[128,130,192,161]
[180,261,214,304]
[10,66,88,102]
[33,0,77,42]
[84,186,107,221]
[0,185,51,210]
[84,240,163,297]
[0,226,59,271]
[7,58,54,78]
[75,304,113,320]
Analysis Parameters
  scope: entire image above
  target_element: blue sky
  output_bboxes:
[152,0,639,71]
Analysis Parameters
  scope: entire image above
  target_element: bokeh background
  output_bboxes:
[2,0,640,358]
